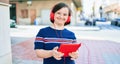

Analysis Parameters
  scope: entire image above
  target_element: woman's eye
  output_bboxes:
[64,14,67,16]
[57,12,60,15]
[56,12,68,16]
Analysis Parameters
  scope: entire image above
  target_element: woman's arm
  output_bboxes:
[35,49,53,58]
[35,46,64,60]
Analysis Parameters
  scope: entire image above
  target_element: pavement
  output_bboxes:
[11,24,120,64]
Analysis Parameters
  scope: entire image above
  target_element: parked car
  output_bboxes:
[111,18,120,27]
[93,18,107,26]
[10,19,16,28]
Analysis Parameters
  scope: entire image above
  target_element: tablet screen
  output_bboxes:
[58,43,81,57]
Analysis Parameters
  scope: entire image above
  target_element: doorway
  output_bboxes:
[30,9,36,24]
[10,3,16,23]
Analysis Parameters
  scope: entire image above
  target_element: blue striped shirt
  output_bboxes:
[34,26,76,64]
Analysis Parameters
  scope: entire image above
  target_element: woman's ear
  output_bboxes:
[50,12,54,22]
[66,16,70,24]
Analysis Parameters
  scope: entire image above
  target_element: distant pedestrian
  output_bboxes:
[99,6,103,18]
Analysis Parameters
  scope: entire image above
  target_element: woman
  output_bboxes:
[34,2,79,64]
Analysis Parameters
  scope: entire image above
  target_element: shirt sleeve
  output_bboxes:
[34,29,45,49]
[72,32,77,43]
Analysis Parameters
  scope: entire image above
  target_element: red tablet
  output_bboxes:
[58,43,81,57]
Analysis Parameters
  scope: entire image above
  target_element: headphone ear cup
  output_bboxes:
[50,12,54,21]
[66,16,70,23]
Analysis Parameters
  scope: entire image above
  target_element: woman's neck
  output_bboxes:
[51,24,64,30]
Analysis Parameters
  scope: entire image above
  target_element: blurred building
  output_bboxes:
[9,0,82,25]
[9,0,120,26]
[81,0,120,20]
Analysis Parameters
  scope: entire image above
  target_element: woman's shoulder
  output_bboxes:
[64,28,74,34]
[37,26,51,35]
[37,26,50,33]
[64,28,76,39]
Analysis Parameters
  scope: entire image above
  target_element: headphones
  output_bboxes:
[50,11,71,25]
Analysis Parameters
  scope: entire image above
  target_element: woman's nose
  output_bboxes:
[59,14,64,18]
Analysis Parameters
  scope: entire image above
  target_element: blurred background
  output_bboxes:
[8,0,120,26]
[0,0,120,64]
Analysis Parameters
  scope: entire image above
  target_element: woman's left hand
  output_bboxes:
[69,51,79,60]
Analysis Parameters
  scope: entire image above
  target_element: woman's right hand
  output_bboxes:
[52,46,64,60]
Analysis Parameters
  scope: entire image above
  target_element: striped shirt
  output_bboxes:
[34,26,76,64]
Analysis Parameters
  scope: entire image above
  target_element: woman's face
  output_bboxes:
[54,7,69,25]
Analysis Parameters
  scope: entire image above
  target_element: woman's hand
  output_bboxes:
[69,51,79,60]
[52,46,64,60]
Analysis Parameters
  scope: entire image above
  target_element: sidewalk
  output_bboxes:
[12,38,120,64]
[12,38,43,64]
[11,25,120,64]
[11,25,120,42]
